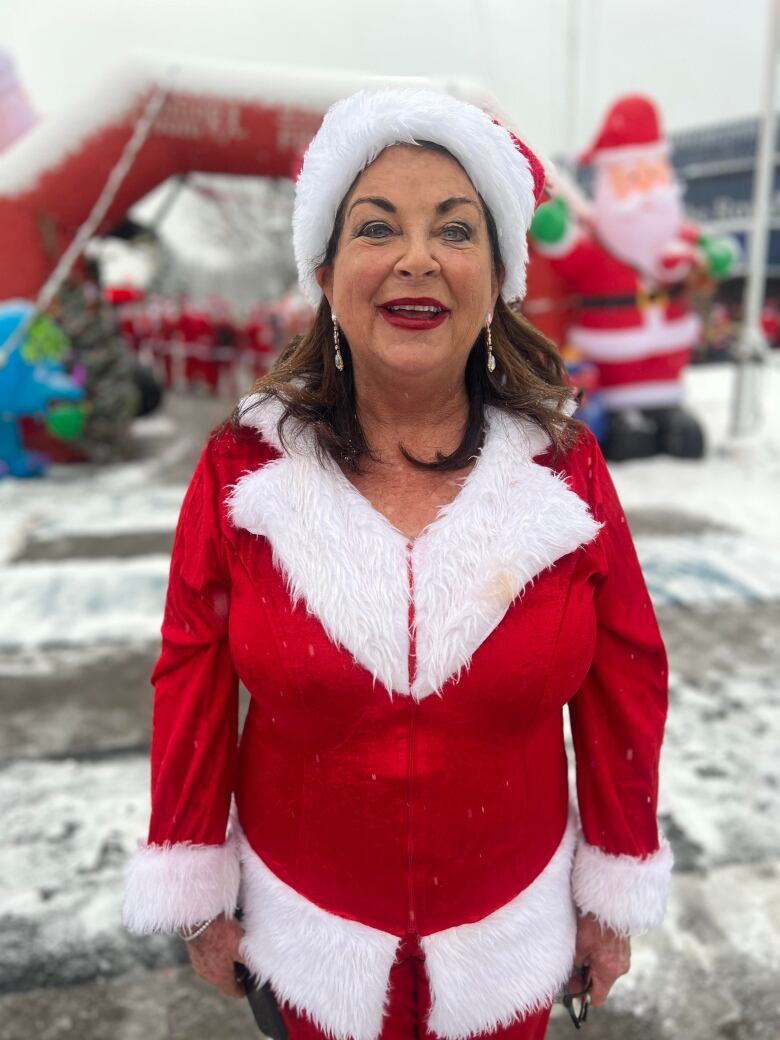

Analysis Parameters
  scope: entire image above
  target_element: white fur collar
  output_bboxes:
[228,394,600,700]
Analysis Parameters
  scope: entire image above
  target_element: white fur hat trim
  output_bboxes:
[293,88,538,307]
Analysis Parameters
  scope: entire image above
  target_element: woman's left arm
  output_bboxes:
[567,432,673,1003]
[122,437,243,942]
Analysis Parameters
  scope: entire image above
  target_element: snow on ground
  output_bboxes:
[660,671,780,868]
[614,360,780,546]
[0,757,148,932]
[0,486,183,554]
[619,360,780,606]
[0,450,186,567]
[0,556,170,650]
[635,530,780,606]
[0,413,185,652]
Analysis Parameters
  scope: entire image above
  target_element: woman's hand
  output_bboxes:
[570,912,631,1006]
[184,914,246,998]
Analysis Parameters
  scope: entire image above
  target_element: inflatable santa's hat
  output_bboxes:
[579,94,666,165]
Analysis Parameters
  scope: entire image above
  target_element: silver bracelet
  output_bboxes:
[178,915,218,942]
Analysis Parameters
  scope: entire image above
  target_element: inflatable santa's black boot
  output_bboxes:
[645,406,706,459]
[602,409,660,462]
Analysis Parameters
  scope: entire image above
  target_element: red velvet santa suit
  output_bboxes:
[179,303,219,393]
[123,395,672,1040]
[242,308,276,380]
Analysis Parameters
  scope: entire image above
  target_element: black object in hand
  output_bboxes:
[234,963,289,1040]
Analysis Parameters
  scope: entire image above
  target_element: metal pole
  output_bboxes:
[34,82,171,318]
[149,173,188,233]
[730,0,780,438]
[565,0,580,162]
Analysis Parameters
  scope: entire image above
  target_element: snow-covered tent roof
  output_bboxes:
[0,53,509,301]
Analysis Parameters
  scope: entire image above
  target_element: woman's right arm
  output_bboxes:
[122,437,245,994]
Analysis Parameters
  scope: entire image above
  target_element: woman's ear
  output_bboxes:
[492,263,506,306]
[315,264,334,307]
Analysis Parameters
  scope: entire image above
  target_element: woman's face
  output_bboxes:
[317,145,501,384]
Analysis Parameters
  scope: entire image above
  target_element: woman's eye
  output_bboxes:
[358,221,393,239]
[441,223,471,242]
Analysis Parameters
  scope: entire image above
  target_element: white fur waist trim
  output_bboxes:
[598,380,684,410]
[236,817,577,1040]
[570,310,701,360]
[422,817,577,1038]
[237,832,400,1040]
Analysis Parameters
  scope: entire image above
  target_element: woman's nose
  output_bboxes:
[394,234,440,279]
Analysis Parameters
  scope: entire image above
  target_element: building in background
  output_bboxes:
[667,117,779,303]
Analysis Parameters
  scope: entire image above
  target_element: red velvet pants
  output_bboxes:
[277,933,552,1040]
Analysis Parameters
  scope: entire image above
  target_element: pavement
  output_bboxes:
[1,386,778,1040]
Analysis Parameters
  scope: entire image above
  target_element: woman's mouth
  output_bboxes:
[378,298,450,330]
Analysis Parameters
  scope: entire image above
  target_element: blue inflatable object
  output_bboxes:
[575,392,609,443]
[565,358,609,443]
[0,300,84,477]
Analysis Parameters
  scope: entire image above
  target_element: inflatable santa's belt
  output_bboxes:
[578,284,687,311]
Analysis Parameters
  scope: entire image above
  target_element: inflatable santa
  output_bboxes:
[530,94,737,460]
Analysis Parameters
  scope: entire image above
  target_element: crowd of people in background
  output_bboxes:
[696,296,780,361]
[109,288,314,396]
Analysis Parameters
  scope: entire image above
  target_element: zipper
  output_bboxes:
[406,545,416,694]
[405,543,417,931]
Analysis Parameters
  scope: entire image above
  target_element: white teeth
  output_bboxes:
[386,305,442,313]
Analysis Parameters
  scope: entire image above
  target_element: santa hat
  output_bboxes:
[579,94,667,165]
[293,88,546,307]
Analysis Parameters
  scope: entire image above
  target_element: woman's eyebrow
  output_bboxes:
[437,196,479,214]
[346,195,479,217]
[347,196,396,215]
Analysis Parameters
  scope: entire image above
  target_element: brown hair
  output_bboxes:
[231,144,579,471]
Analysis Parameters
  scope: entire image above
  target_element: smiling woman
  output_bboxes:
[123,88,672,1040]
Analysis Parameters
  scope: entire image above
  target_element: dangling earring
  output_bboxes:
[332,312,344,372]
[485,314,496,373]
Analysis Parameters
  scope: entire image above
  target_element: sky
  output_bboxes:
[0,0,771,159]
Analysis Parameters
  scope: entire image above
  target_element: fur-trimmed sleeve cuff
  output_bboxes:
[122,835,241,935]
[571,838,673,936]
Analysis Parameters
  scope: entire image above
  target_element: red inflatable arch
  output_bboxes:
[0,57,502,302]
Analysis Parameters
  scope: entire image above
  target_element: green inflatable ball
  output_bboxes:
[700,235,737,279]
[530,197,570,245]
[46,403,86,441]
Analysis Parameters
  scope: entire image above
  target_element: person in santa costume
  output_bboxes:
[123,88,672,1039]
[530,94,737,461]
